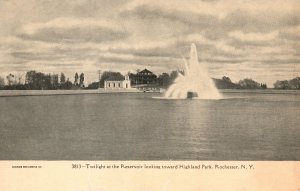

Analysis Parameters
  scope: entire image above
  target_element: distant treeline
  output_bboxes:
[1,70,300,90]
[213,77,267,89]
[0,71,85,90]
[273,77,300,90]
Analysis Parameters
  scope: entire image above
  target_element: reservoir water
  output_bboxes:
[0,90,299,160]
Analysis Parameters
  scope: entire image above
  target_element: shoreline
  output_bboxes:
[0,88,299,97]
[0,88,141,97]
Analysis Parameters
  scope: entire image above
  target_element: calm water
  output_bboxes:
[0,90,300,160]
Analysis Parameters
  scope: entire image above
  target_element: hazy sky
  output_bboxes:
[0,0,299,86]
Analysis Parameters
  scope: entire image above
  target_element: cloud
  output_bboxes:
[122,3,300,37]
[121,5,218,27]
[17,18,130,43]
[107,33,248,63]
[228,31,279,42]
[278,26,300,41]
[222,9,300,33]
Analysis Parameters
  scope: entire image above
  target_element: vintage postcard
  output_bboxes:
[0,0,299,190]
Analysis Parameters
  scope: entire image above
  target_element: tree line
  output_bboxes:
[0,71,85,90]
[1,70,300,90]
[213,77,268,89]
[274,77,300,90]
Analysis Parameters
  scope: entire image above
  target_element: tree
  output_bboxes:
[128,72,137,85]
[50,74,59,89]
[222,76,232,83]
[25,71,35,85]
[25,70,41,88]
[213,77,240,89]
[25,70,51,90]
[79,73,84,87]
[289,77,300,89]
[74,72,79,86]
[6,73,17,86]
[87,82,99,89]
[64,78,73,89]
[273,77,300,90]
[60,73,66,84]
[0,76,5,88]
[14,73,24,85]
[260,83,267,89]
[238,78,262,89]
[274,80,291,89]
[170,71,178,82]
[157,73,171,87]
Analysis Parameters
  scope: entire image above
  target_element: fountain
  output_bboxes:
[164,43,221,99]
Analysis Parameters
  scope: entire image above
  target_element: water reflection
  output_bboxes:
[0,92,299,160]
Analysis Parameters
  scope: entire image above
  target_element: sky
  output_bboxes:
[0,0,299,86]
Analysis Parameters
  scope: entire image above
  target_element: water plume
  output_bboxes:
[164,43,221,99]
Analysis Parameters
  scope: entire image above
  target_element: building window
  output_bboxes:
[113,83,115,87]
[108,83,110,87]
[126,83,128,88]
[119,83,121,87]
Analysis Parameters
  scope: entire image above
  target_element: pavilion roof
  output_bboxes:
[138,69,153,74]
[105,75,125,81]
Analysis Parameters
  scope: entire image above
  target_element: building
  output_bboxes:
[130,68,157,85]
[104,75,131,89]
